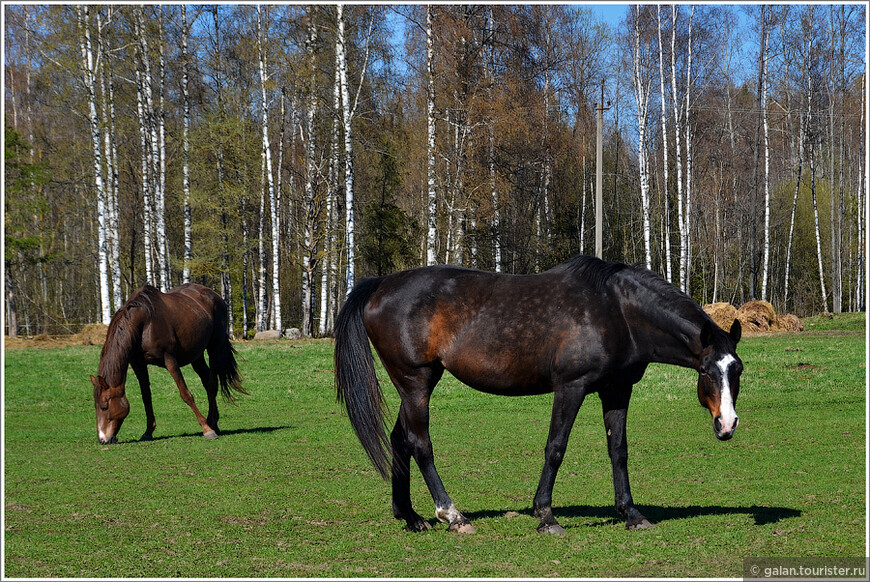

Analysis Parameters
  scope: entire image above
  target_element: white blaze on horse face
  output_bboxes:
[716,354,738,432]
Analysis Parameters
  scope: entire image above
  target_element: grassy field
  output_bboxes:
[3,314,866,578]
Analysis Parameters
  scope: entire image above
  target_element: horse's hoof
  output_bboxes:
[139,434,153,442]
[627,519,653,530]
[449,522,476,534]
[203,430,219,440]
[537,524,567,535]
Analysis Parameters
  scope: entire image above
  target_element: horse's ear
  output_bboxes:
[90,375,108,390]
[729,319,742,344]
[700,320,715,348]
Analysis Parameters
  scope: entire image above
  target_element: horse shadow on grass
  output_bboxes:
[129,425,292,442]
[464,504,801,527]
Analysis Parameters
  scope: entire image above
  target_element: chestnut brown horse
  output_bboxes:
[335,255,742,534]
[91,283,246,444]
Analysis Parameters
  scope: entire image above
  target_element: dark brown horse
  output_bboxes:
[90,283,246,444]
[335,256,742,534]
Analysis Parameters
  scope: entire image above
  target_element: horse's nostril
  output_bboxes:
[714,416,723,433]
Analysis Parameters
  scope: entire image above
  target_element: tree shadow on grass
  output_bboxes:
[464,504,801,527]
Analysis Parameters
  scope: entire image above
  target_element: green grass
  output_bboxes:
[4,319,866,578]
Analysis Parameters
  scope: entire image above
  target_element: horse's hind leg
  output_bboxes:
[164,353,217,439]
[192,356,220,435]
[390,414,431,532]
[390,365,475,534]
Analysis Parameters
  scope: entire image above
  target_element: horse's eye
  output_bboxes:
[100,403,109,411]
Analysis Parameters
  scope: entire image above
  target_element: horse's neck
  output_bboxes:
[624,289,702,370]
[99,311,140,386]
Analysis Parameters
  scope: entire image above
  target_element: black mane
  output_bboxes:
[552,255,704,315]
[549,255,629,293]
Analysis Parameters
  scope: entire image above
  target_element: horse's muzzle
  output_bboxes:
[714,415,739,441]
[99,435,119,445]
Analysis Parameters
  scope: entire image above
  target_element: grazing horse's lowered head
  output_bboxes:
[696,319,743,441]
[91,374,129,445]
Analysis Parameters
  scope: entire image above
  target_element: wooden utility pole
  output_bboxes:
[595,80,610,259]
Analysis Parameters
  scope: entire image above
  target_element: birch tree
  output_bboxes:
[301,12,319,336]
[657,6,673,283]
[759,5,772,301]
[76,5,111,324]
[337,4,374,295]
[425,6,438,266]
[257,5,281,330]
[630,6,653,269]
[181,5,193,283]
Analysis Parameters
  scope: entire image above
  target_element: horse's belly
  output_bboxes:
[443,352,552,396]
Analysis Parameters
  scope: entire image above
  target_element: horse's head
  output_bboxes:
[91,374,130,444]
[697,319,743,441]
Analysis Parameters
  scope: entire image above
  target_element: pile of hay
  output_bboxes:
[703,300,803,334]
[74,323,109,346]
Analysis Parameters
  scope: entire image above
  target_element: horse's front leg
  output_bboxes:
[600,387,652,529]
[164,354,218,439]
[533,384,586,534]
[131,361,156,441]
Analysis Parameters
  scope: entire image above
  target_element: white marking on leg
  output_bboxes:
[435,503,463,524]
[716,354,738,432]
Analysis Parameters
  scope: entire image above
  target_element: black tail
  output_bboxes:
[334,276,391,479]
[213,333,247,403]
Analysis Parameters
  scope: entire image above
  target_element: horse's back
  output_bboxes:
[363,264,618,395]
[139,284,227,364]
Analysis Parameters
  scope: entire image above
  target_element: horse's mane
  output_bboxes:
[550,255,630,293]
[552,255,702,314]
[98,285,159,384]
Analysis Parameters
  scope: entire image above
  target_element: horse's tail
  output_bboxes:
[213,334,247,403]
[212,295,247,403]
[334,276,391,479]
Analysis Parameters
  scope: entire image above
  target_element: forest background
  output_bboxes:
[3,2,867,338]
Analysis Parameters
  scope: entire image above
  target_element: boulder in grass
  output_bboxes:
[254,329,282,340]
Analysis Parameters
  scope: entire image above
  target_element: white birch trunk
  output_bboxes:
[96,8,122,311]
[181,5,192,283]
[631,7,653,270]
[155,11,169,291]
[487,6,501,272]
[683,6,694,296]
[302,14,318,335]
[77,6,111,324]
[810,135,828,311]
[257,181,268,332]
[784,109,807,310]
[426,6,438,266]
[760,6,771,301]
[135,67,153,285]
[337,4,356,295]
[321,56,342,336]
[671,8,687,292]
[257,6,281,330]
[657,6,673,283]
